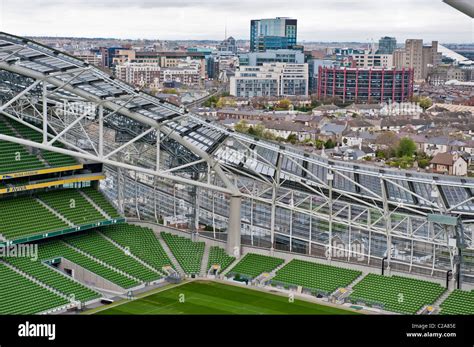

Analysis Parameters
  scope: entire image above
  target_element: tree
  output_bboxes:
[286,133,298,144]
[234,120,249,134]
[276,98,291,110]
[161,88,178,95]
[325,139,336,149]
[396,137,417,158]
[418,97,433,110]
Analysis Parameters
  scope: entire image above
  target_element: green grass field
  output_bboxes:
[95,281,359,315]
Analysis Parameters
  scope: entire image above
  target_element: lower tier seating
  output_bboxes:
[440,289,474,315]
[227,253,284,279]
[207,246,235,273]
[349,273,445,314]
[272,259,362,294]
[0,262,68,314]
[38,240,139,289]
[64,231,161,282]
[161,232,204,274]
[101,224,173,273]
[4,256,100,303]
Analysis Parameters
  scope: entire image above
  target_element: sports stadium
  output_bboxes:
[0,31,473,316]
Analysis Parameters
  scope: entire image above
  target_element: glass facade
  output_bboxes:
[250,17,297,52]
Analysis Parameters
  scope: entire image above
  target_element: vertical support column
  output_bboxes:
[270,154,282,253]
[380,69,385,103]
[155,126,160,172]
[308,198,313,255]
[368,69,372,103]
[355,68,359,102]
[367,208,372,265]
[42,81,48,144]
[98,104,104,158]
[227,194,242,258]
[327,169,334,262]
[401,68,405,101]
[343,67,347,103]
[392,69,396,102]
[317,66,322,100]
[332,66,336,98]
[347,204,352,261]
[380,176,392,274]
[134,173,140,219]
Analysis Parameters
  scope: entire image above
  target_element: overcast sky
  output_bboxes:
[0,0,472,43]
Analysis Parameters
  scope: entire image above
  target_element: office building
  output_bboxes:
[250,17,297,52]
[217,36,237,54]
[377,36,397,54]
[239,49,305,66]
[395,39,441,81]
[350,53,394,69]
[317,67,414,103]
[230,63,308,97]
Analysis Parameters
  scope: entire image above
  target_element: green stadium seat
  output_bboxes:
[0,262,69,314]
[349,273,445,314]
[64,231,161,282]
[161,232,204,274]
[440,289,474,315]
[101,224,173,272]
[272,259,362,294]
[207,246,235,273]
[227,253,284,280]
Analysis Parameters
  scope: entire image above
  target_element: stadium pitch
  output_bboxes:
[93,281,360,315]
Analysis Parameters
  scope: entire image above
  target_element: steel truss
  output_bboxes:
[0,32,473,287]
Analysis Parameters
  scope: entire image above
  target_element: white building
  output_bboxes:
[350,52,394,69]
[115,62,161,88]
[230,63,308,97]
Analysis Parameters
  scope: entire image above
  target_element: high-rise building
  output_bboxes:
[377,37,397,54]
[217,36,237,54]
[317,67,414,103]
[250,17,297,52]
[397,39,441,81]
[230,63,308,97]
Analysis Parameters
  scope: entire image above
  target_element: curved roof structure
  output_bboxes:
[0,32,472,284]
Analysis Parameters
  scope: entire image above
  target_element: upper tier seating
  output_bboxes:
[0,196,68,240]
[38,189,105,226]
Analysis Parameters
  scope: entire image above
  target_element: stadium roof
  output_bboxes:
[1,31,474,217]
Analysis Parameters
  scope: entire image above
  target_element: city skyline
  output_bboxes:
[0,0,472,43]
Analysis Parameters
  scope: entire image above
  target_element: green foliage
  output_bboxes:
[234,120,249,134]
[396,137,417,158]
[325,139,336,149]
[286,133,298,144]
[418,97,432,110]
[161,88,178,95]
[203,95,219,107]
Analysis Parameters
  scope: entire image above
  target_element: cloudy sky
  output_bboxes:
[0,0,472,42]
